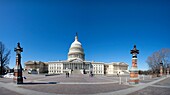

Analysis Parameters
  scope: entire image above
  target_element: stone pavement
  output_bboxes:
[154,76,170,86]
[0,87,22,95]
[128,77,170,95]
[19,83,131,94]
[100,76,168,95]
[0,75,169,95]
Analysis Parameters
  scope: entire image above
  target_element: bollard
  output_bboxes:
[119,77,121,84]
[143,75,144,80]
[126,77,127,84]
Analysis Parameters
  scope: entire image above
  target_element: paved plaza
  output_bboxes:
[0,74,170,95]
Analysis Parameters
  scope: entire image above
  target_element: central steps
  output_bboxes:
[71,70,82,74]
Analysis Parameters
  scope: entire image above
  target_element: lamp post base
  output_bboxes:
[129,79,139,85]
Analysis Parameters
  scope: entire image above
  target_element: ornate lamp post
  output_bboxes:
[13,43,23,84]
[129,45,139,85]
[160,61,163,76]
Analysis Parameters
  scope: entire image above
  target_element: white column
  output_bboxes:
[73,63,74,69]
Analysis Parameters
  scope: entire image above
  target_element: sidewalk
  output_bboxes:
[0,76,168,95]
[97,76,168,95]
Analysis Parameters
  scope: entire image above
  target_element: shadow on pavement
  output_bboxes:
[20,82,59,85]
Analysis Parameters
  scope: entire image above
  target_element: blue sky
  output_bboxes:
[0,0,170,70]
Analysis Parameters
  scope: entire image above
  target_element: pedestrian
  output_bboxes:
[117,73,119,77]
[90,71,93,77]
[68,72,69,77]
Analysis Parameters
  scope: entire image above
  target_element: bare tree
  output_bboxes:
[0,41,11,75]
[146,48,170,75]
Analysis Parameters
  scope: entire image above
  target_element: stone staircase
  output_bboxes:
[72,70,82,74]
[123,70,130,75]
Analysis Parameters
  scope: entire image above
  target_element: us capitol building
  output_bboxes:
[25,34,129,75]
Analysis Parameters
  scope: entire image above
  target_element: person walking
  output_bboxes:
[66,72,68,78]
[117,73,119,77]
[68,72,69,77]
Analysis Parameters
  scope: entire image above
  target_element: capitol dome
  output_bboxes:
[68,33,85,62]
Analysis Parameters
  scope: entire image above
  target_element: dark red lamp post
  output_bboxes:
[160,61,163,77]
[13,43,23,84]
[129,45,139,85]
